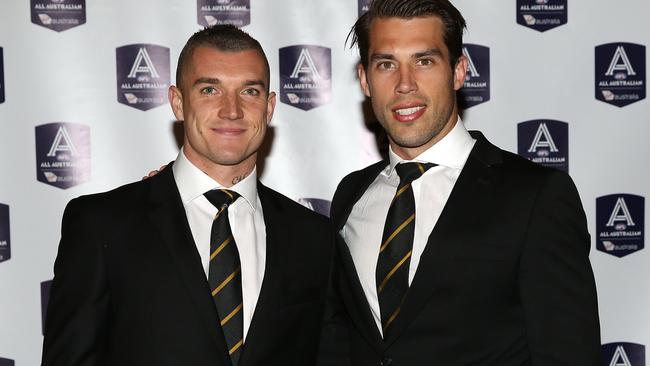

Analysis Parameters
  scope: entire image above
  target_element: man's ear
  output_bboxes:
[453,55,468,91]
[266,91,276,125]
[168,85,184,121]
[358,63,371,97]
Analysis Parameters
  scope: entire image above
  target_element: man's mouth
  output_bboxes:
[392,105,426,122]
[211,127,246,136]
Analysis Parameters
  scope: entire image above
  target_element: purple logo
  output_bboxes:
[0,358,15,366]
[0,47,4,104]
[517,0,567,32]
[31,0,86,32]
[35,123,91,189]
[595,43,646,107]
[0,204,10,263]
[197,0,250,27]
[517,119,568,172]
[280,45,332,111]
[41,280,53,334]
[602,343,645,366]
[358,0,371,16]
[298,198,332,218]
[116,44,170,111]
[596,194,645,258]
[458,44,490,109]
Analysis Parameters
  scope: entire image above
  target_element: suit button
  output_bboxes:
[379,357,392,366]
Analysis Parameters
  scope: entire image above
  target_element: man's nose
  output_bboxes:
[219,93,244,120]
[396,66,417,94]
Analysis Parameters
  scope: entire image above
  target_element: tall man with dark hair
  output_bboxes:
[326,0,601,364]
[42,25,333,366]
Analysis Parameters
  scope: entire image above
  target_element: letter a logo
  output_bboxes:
[279,45,331,110]
[527,123,559,153]
[128,47,160,79]
[290,48,321,80]
[606,197,636,227]
[463,46,480,79]
[609,345,634,366]
[605,46,637,77]
[47,126,78,157]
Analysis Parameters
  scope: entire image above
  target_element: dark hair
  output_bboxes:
[349,0,466,69]
[176,24,270,90]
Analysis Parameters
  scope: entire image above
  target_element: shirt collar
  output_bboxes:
[387,117,476,176]
[172,147,258,211]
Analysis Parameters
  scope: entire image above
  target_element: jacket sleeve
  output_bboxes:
[41,197,110,366]
[518,171,601,365]
[316,234,352,366]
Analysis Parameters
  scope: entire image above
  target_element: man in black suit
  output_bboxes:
[325,0,601,364]
[42,25,333,366]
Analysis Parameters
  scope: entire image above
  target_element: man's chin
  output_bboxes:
[208,150,256,167]
[387,128,432,147]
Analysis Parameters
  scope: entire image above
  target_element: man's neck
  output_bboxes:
[390,116,458,160]
[183,149,256,188]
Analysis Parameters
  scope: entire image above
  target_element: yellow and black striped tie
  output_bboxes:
[204,189,244,365]
[376,162,435,338]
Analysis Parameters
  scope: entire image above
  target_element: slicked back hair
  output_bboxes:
[176,24,270,92]
[349,0,466,69]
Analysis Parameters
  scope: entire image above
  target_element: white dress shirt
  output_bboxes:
[341,119,476,336]
[172,148,266,341]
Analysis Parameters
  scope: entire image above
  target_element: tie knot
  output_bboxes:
[394,162,436,185]
[204,189,240,208]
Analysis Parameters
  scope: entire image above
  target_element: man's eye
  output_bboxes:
[377,61,395,70]
[242,88,260,96]
[200,87,217,94]
[417,59,433,66]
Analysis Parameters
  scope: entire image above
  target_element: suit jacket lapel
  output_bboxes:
[236,183,282,366]
[147,164,231,364]
[383,131,503,347]
[336,237,384,351]
[331,161,387,351]
[331,161,386,231]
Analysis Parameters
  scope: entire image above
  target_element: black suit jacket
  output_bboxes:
[324,131,601,366]
[42,164,334,366]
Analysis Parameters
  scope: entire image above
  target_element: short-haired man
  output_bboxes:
[42,25,333,366]
[326,0,601,364]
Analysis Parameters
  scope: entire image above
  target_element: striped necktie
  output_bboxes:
[376,162,436,338]
[204,189,244,365]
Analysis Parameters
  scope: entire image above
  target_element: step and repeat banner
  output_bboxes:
[0,1,648,365]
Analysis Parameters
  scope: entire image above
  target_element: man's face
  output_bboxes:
[169,46,275,171]
[359,16,467,159]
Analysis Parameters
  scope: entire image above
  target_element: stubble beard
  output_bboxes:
[384,99,455,150]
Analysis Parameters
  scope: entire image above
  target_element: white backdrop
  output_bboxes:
[0,1,648,365]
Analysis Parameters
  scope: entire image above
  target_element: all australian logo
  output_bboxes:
[0,47,4,104]
[298,198,332,218]
[596,194,645,258]
[517,119,568,172]
[116,44,170,111]
[35,122,91,189]
[358,0,371,16]
[0,203,9,264]
[602,342,645,366]
[197,0,250,27]
[458,44,490,109]
[595,43,646,107]
[41,280,53,334]
[31,0,86,32]
[517,0,567,32]
[280,45,332,111]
